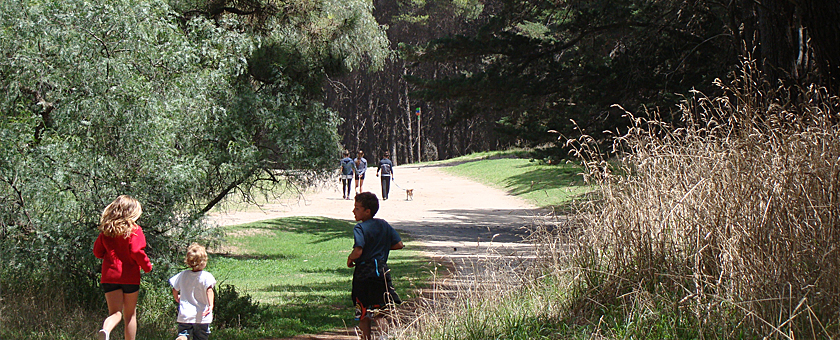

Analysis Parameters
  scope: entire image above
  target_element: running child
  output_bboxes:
[170,243,217,340]
[346,192,404,340]
[94,195,154,340]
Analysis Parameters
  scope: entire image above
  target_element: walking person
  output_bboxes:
[354,150,368,194]
[347,192,404,340]
[340,150,357,199]
[170,243,217,340]
[93,195,154,340]
[376,151,394,200]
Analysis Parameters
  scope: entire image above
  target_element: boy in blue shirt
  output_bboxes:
[346,192,404,340]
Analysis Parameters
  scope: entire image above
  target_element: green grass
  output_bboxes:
[415,148,534,167]
[207,216,431,339]
[438,157,591,209]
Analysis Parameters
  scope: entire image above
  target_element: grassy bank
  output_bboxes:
[438,156,590,209]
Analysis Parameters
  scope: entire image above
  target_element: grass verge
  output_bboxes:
[438,156,591,209]
[208,216,431,339]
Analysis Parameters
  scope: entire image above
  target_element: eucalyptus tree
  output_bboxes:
[0,0,388,295]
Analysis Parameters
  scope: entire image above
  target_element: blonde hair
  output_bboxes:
[99,195,142,238]
[185,243,208,271]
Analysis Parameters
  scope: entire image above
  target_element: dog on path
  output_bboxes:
[405,188,414,201]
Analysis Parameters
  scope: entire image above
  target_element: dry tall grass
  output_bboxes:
[392,60,840,340]
[565,60,840,338]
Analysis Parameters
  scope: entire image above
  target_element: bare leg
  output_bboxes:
[122,291,139,340]
[359,317,372,340]
[102,290,124,336]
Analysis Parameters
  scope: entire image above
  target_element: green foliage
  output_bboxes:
[404,0,739,157]
[213,283,263,329]
[0,0,391,328]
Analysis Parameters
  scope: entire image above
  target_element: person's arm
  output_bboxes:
[93,233,106,259]
[347,246,364,267]
[391,241,404,250]
[172,288,180,304]
[203,286,214,317]
[129,227,153,273]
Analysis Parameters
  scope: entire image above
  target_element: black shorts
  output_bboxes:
[177,323,211,340]
[101,283,140,294]
[351,261,400,320]
[355,173,366,180]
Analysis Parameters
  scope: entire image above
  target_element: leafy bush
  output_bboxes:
[213,283,263,329]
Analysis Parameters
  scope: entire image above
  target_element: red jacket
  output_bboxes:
[93,225,153,284]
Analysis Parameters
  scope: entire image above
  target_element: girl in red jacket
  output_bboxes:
[93,195,153,340]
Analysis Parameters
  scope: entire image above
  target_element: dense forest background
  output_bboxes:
[333,0,840,164]
[2,0,839,337]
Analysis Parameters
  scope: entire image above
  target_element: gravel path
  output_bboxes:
[208,163,549,339]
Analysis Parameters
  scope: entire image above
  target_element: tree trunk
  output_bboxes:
[796,0,840,93]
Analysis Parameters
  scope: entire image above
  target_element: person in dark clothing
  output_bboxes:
[376,151,394,200]
[346,192,404,340]
[339,150,356,199]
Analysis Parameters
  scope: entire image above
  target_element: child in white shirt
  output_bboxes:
[169,243,216,340]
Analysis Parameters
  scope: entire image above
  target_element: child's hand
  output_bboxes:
[203,305,213,317]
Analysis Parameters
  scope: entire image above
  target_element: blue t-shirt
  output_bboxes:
[340,157,355,175]
[352,218,401,264]
[378,159,393,176]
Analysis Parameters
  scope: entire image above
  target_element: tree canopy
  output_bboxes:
[0,0,388,290]
[399,0,840,158]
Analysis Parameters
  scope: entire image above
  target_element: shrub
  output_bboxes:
[213,283,263,329]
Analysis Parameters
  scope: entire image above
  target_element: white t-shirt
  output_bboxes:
[169,270,217,324]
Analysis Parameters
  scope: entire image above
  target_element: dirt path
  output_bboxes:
[209,163,548,339]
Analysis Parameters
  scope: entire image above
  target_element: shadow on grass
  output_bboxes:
[236,216,353,244]
[223,259,431,337]
[503,164,585,196]
[220,253,297,260]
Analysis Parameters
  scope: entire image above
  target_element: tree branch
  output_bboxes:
[193,168,257,218]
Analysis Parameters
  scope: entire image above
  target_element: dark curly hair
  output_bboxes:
[354,192,379,216]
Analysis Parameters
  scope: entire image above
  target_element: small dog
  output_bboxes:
[405,188,414,201]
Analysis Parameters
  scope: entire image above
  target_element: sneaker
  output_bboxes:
[97,329,109,340]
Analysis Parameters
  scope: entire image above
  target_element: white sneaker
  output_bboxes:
[97,329,109,340]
